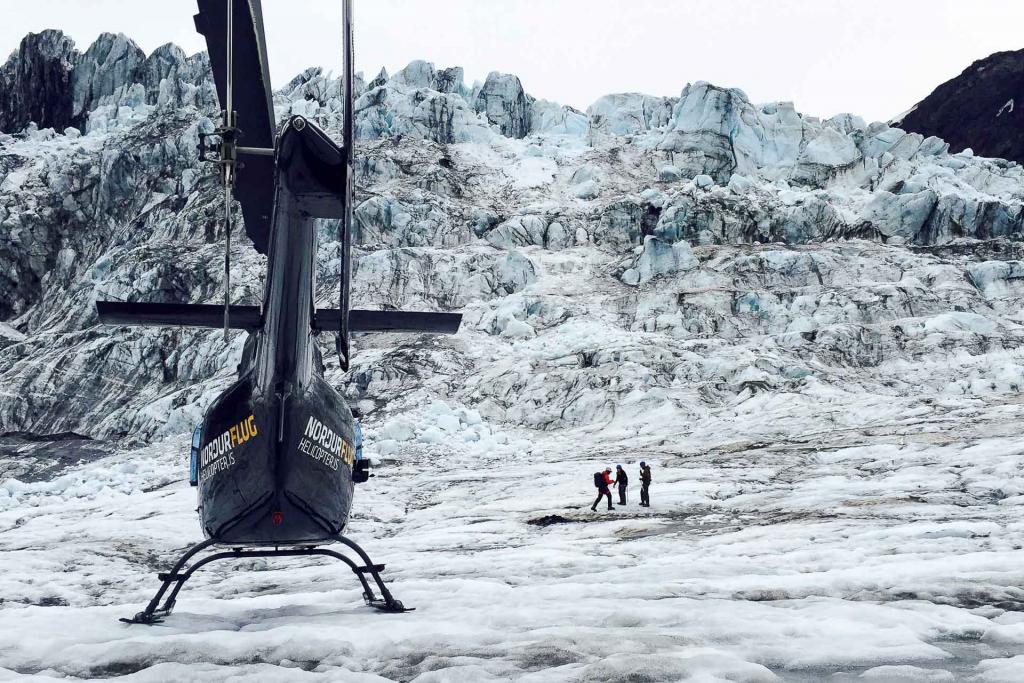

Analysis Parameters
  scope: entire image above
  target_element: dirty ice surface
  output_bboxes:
[3,391,1024,682]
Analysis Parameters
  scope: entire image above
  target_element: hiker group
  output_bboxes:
[592,462,651,511]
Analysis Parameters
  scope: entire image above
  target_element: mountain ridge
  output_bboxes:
[896,48,1024,164]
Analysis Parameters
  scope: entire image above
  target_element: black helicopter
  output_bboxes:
[96,0,460,624]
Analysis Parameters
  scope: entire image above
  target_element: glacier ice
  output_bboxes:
[1,27,1024,682]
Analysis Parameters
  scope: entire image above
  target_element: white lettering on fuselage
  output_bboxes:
[198,414,258,484]
[298,416,355,472]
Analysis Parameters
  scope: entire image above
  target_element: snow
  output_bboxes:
[891,104,919,126]
[5,390,1024,680]
[510,157,557,189]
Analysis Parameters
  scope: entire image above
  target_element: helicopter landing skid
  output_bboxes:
[120,535,411,625]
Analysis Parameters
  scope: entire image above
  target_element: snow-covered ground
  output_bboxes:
[4,387,1024,681]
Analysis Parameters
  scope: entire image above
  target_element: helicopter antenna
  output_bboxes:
[221,0,238,344]
[337,0,354,368]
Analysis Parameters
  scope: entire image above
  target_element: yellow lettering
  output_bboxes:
[229,426,239,447]
[339,441,355,468]
[248,415,258,437]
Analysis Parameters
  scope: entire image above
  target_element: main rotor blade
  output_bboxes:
[337,0,355,368]
[195,0,275,254]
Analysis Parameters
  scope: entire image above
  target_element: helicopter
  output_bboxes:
[95,0,461,624]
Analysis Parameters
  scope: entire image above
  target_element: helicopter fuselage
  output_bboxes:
[197,116,358,545]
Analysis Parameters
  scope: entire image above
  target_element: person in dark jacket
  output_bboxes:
[592,467,614,511]
[639,461,652,507]
[613,464,628,505]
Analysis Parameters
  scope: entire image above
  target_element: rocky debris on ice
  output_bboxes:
[350,246,538,311]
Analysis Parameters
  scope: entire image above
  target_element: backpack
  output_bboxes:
[593,472,604,488]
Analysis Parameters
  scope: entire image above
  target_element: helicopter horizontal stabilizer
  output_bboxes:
[95,301,263,330]
[96,302,461,335]
[316,309,462,335]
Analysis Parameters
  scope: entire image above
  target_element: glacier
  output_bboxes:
[2,29,1024,681]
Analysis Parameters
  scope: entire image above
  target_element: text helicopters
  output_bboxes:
[96,0,461,624]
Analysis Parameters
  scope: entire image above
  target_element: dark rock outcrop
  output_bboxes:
[0,30,77,133]
[897,50,1024,163]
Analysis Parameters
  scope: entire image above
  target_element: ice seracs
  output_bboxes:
[473,71,533,139]
[586,92,677,134]
[621,236,698,286]
[71,33,146,122]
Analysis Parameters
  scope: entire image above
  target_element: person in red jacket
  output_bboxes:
[591,467,615,511]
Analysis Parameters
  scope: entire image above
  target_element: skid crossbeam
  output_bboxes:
[121,535,410,624]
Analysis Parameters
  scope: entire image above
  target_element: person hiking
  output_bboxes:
[613,464,628,505]
[591,467,615,511]
[639,461,652,507]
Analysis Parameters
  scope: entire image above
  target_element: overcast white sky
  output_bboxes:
[1,0,1021,123]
